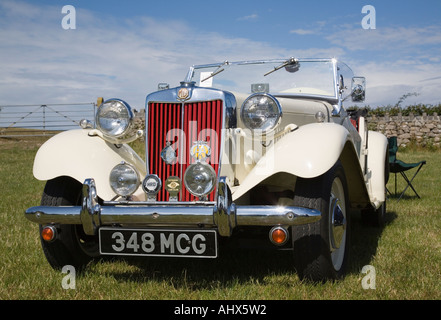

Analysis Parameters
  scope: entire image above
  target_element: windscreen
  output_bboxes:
[189,59,337,98]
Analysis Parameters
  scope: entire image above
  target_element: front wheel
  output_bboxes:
[39,176,100,270]
[292,161,350,281]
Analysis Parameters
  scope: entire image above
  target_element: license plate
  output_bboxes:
[99,228,217,258]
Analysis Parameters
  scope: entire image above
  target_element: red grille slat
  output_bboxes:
[147,100,223,202]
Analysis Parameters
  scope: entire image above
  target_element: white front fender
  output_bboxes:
[366,130,388,206]
[233,123,351,201]
[33,129,146,201]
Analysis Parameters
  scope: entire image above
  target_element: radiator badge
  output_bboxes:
[190,141,211,163]
[142,174,162,202]
[161,142,177,165]
[165,176,181,201]
[177,87,190,101]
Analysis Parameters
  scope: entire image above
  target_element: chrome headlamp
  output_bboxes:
[96,99,138,143]
[240,93,282,133]
[109,162,140,197]
[183,162,216,198]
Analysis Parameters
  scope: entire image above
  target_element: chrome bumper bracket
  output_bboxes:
[80,179,101,235]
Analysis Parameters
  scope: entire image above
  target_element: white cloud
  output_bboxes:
[322,23,441,106]
[326,24,441,54]
[289,29,316,35]
[352,60,441,107]
[237,14,258,21]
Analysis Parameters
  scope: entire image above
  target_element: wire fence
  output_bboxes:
[0,103,96,137]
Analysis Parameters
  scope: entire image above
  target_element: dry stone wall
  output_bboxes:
[367,113,441,148]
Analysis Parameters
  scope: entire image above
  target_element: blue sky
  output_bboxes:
[1,0,441,109]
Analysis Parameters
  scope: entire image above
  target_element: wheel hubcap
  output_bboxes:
[330,195,345,250]
[329,178,347,271]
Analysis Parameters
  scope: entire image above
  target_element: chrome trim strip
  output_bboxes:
[235,206,320,226]
[26,206,82,224]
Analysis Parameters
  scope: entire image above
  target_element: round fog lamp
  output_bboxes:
[183,163,217,197]
[109,162,140,197]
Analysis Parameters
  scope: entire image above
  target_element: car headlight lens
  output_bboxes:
[96,99,134,140]
[240,93,282,132]
[109,162,140,197]
[183,162,217,198]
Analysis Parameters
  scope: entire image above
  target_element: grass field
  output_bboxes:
[0,135,440,301]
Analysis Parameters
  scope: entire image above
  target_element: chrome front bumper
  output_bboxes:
[25,178,321,237]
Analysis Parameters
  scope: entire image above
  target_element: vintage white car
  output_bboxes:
[25,58,388,281]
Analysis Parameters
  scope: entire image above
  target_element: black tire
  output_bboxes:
[39,176,99,270]
[292,161,350,282]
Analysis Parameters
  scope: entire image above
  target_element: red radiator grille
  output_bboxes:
[147,100,223,201]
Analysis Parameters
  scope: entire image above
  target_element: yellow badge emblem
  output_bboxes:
[190,141,211,162]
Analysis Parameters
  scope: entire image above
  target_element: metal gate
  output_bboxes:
[0,103,96,137]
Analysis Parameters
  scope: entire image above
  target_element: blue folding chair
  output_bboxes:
[388,136,426,201]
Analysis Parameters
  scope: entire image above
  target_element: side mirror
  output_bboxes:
[351,77,366,102]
